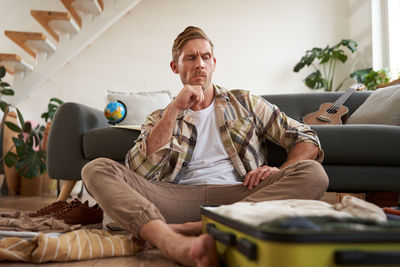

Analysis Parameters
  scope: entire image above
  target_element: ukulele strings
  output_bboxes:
[319,88,356,120]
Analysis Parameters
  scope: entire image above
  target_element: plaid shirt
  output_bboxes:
[125,85,323,182]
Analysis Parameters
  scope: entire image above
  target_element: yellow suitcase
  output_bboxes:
[201,207,400,267]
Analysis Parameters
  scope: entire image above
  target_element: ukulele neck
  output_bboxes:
[332,87,355,108]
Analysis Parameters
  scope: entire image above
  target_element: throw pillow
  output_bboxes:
[346,84,400,125]
[105,90,172,126]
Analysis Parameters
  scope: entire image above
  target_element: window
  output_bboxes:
[372,0,400,77]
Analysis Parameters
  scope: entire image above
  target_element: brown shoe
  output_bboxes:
[28,201,68,217]
[54,199,103,229]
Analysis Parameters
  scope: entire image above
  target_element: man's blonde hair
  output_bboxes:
[172,26,214,62]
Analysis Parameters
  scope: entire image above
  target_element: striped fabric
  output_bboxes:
[0,229,141,263]
[126,85,323,182]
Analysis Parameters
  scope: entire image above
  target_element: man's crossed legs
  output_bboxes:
[82,158,328,266]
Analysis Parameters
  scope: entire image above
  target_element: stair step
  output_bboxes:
[0,54,34,76]
[61,0,104,27]
[4,31,57,59]
[31,10,80,42]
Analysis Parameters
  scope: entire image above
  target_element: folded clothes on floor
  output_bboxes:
[0,211,81,233]
[0,229,141,263]
[0,230,60,241]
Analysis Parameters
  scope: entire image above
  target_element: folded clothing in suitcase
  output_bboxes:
[201,196,400,267]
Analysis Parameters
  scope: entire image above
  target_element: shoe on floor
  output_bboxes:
[53,199,104,229]
[28,201,68,217]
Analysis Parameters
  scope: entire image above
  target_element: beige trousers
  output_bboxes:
[81,158,328,237]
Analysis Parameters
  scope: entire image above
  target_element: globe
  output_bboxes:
[104,101,127,124]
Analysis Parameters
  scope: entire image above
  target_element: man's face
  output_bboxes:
[171,39,216,91]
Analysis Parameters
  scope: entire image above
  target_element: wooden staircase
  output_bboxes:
[0,0,141,103]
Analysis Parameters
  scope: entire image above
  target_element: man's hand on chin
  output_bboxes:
[172,84,204,111]
[243,165,280,190]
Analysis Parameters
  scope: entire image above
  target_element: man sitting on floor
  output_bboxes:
[82,26,329,267]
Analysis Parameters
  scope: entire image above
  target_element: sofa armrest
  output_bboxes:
[47,102,109,180]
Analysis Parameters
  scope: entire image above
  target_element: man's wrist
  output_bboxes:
[165,101,182,119]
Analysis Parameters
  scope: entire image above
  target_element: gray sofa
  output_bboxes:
[47,91,400,193]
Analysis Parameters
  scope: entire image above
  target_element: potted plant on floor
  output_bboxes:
[0,66,47,195]
[3,110,47,195]
[0,65,18,195]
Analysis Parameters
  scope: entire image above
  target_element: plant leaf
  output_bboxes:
[0,101,8,112]
[1,82,10,87]
[4,152,17,167]
[5,121,21,133]
[16,149,46,178]
[12,136,25,154]
[50,98,63,105]
[48,103,57,111]
[340,39,358,53]
[319,53,331,64]
[304,70,326,90]
[0,66,5,79]
[350,68,372,83]
[16,109,25,130]
[293,62,305,72]
[332,50,347,63]
[0,89,14,96]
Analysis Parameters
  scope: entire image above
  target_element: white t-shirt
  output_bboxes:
[174,100,242,185]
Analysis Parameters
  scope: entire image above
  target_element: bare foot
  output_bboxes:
[162,233,219,267]
[190,234,219,267]
[140,220,218,266]
[169,221,202,236]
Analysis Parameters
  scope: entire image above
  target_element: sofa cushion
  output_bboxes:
[346,85,400,125]
[105,90,172,126]
[311,124,400,166]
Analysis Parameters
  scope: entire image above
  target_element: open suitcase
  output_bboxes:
[201,206,400,267]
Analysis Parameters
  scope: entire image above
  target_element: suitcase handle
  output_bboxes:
[335,250,400,265]
[206,223,258,260]
[237,237,258,260]
[207,223,236,246]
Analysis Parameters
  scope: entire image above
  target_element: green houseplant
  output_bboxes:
[3,111,46,179]
[41,97,64,122]
[350,68,391,90]
[0,65,16,194]
[293,39,358,91]
[0,66,15,111]
[0,66,47,187]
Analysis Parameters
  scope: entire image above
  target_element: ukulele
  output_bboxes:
[303,84,364,125]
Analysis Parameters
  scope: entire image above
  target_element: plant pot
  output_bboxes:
[42,122,51,151]
[19,175,43,196]
[40,122,57,196]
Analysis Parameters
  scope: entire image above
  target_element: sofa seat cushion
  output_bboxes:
[312,124,400,165]
[83,128,140,161]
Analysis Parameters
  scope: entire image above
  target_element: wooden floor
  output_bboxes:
[0,190,341,266]
[0,194,178,267]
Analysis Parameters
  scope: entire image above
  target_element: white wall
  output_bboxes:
[0,0,372,122]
